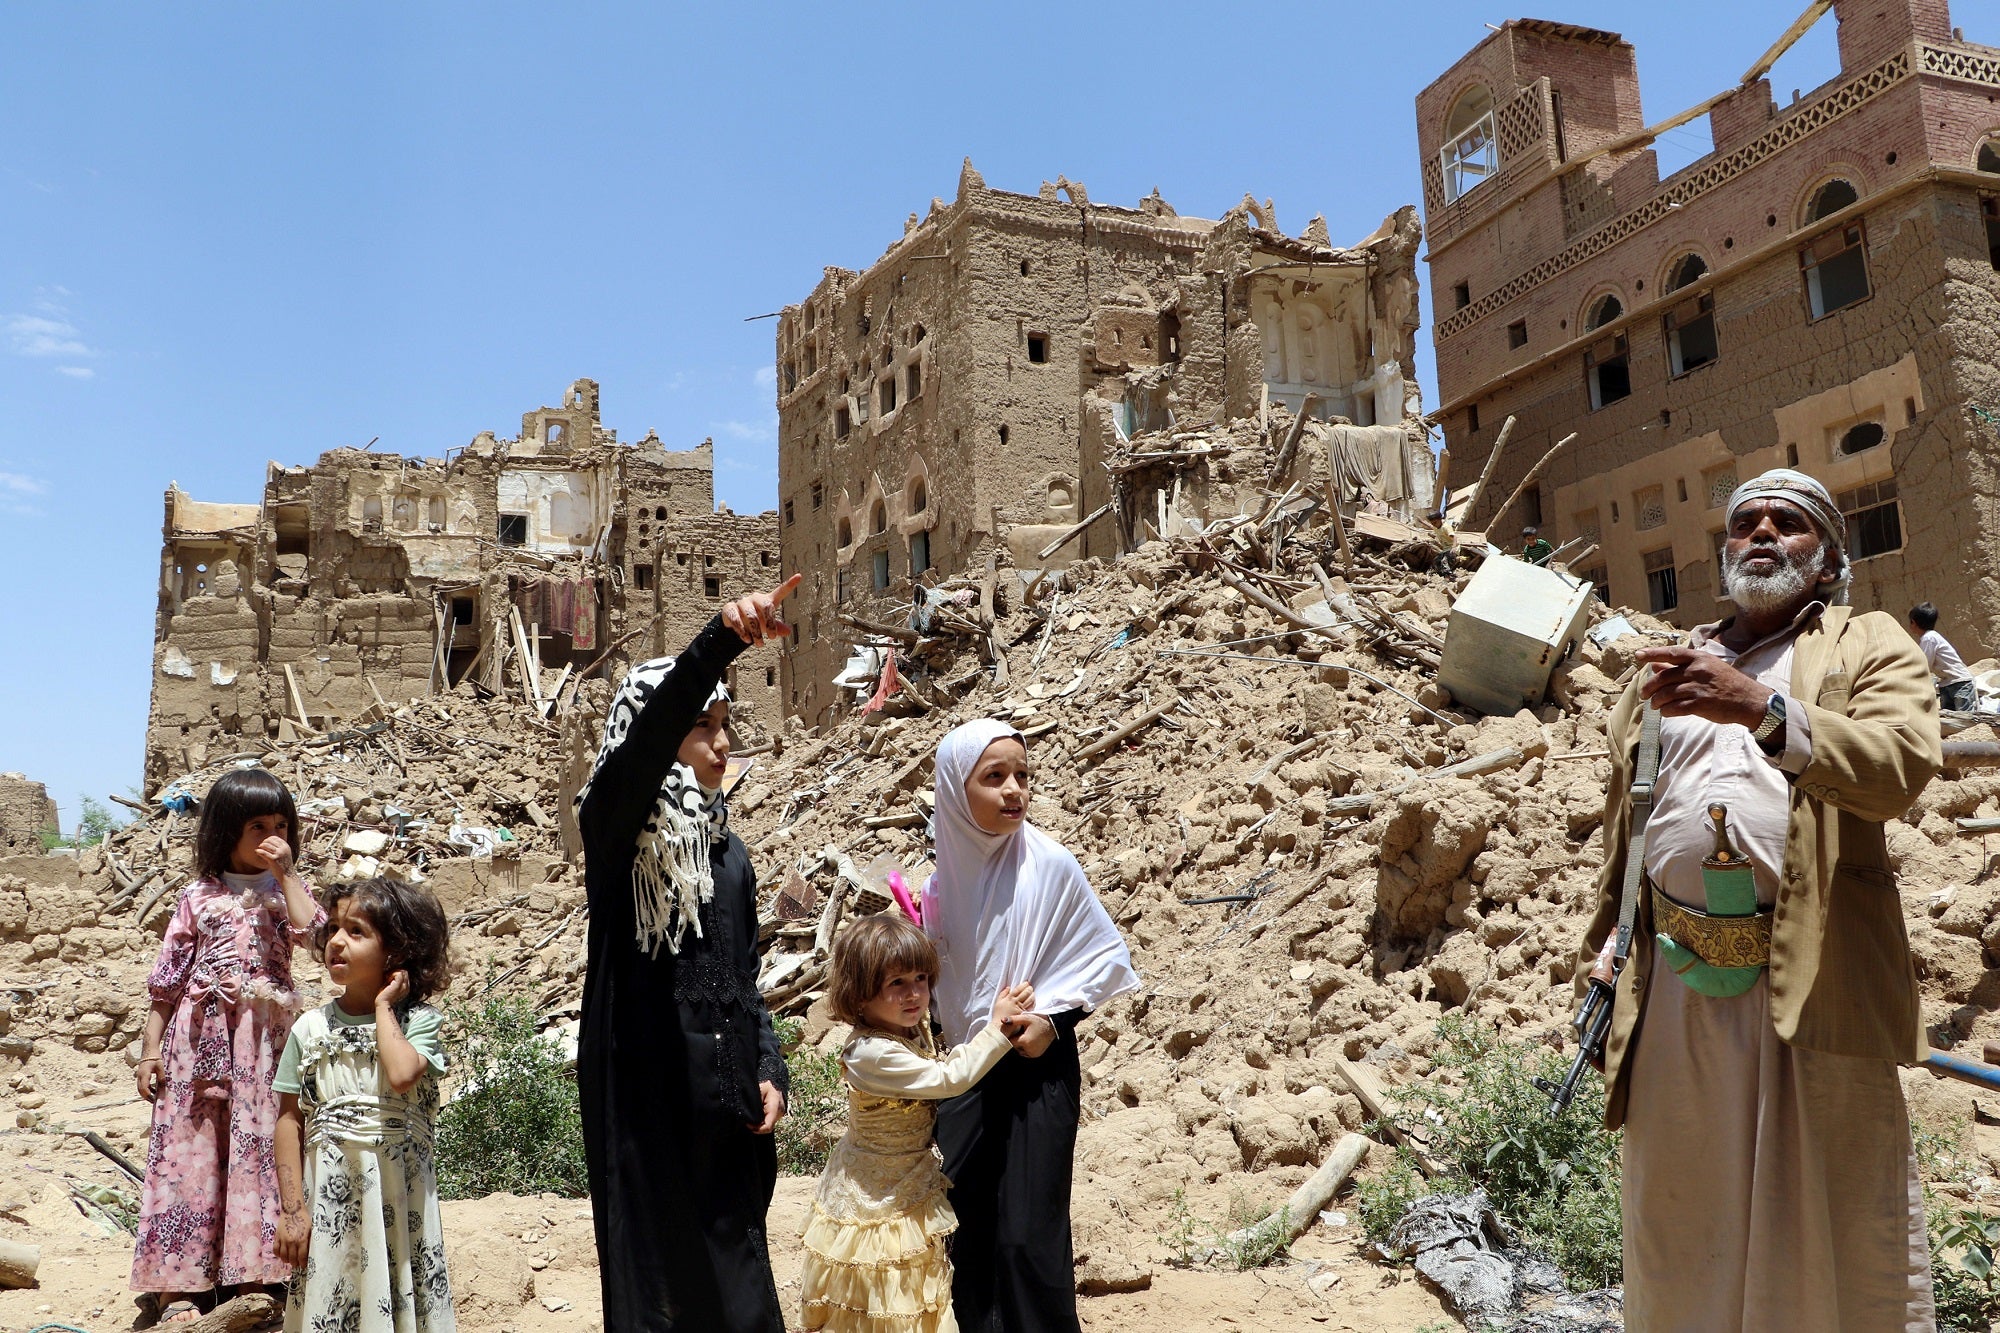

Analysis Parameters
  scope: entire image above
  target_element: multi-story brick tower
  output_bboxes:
[1419,3,2000,647]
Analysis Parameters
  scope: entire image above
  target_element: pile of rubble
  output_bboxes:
[8,414,2000,1325]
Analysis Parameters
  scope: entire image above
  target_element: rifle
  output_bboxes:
[1537,937,1617,1115]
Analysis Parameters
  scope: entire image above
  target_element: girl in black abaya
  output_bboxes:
[574,576,800,1333]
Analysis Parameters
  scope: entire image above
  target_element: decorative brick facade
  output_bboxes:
[1419,4,2000,650]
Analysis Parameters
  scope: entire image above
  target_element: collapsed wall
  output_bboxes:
[145,380,782,797]
[0,774,58,854]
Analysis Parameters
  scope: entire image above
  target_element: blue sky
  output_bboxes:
[0,3,1856,830]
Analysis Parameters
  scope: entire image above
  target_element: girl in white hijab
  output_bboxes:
[924,717,1139,1333]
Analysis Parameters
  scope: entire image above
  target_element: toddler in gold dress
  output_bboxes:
[801,914,1031,1332]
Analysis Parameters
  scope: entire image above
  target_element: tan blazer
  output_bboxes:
[1579,605,1941,1129]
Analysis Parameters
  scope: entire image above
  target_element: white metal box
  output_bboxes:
[1438,555,1596,716]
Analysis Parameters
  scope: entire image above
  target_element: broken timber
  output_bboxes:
[1075,698,1180,761]
[1323,747,1525,817]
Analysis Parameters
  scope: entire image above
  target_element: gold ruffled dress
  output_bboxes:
[800,1022,1013,1332]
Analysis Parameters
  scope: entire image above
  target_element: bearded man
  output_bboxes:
[1580,468,1942,1331]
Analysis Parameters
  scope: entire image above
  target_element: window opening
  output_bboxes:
[633,564,655,591]
[1644,547,1678,614]
[1026,334,1048,364]
[703,575,722,598]
[1801,223,1870,318]
[1664,256,1718,376]
[907,361,922,399]
[497,513,528,547]
[784,499,795,526]
[872,549,891,591]
[1837,421,1885,456]
[545,421,565,447]
[811,482,823,510]
[871,500,887,535]
[1984,196,2000,271]
[1981,140,2000,174]
[837,516,853,546]
[765,667,775,687]
[1586,334,1631,410]
[1453,281,1471,310]
[911,479,928,513]
[1440,86,1497,204]
[910,530,931,575]
[451,598,474,626]
[1467,404,1480,433]
[880,377,898,414]
[998,424,1010,447]
[836,569,850,604]
[836,404,851,438]
[1507,320,1528,350]
[1839,480,1902,558]
[1807,180,1859,222]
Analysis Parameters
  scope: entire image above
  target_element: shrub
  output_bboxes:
[774,1016,848,1176]
[436,993,588,1200]
[1914,1119,2000,1332]
[1381,1015,1624,1290]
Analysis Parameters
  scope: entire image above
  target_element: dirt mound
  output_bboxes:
[8,461,2000,1326]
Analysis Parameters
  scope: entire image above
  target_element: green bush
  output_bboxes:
[1914,1120,2000,1332]
[774,1016,848,1176]
[436,993,589,1200]
[1381,1015,1624,1290]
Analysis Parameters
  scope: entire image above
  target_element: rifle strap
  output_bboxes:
[1613,703,1664,968]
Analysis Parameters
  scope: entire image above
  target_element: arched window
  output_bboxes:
[1806,179,1859,223]
[870,500,887,535]
[1441,86,1497,204]
[837,515,853,546]
[1978,137,2000,174]
[361,496,383,525]
[909,478,927,513]
[1663,255,1718,376]
[1800,182,1869,318]
[1666,254,1708,291]
[1583,295,1630,410]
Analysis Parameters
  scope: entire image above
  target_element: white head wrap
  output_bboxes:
[922,718,1140,1047]
[1724,467,1852,606]
[573,655,731,956]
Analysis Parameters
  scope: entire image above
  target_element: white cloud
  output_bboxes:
[6,289,97,366]
[715,418,774,443]
[0,470,48,516]
[753,365,777,391]
[55,365,94,379]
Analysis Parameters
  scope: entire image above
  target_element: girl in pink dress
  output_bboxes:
[129,769,325,1324]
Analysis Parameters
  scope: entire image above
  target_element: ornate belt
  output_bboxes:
[1651,884,1772,969]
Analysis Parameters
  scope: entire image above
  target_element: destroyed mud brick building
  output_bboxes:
[1422,1,2000,644]
[0,775,58,855]
[145,379,781,794]
[773,161,1436,725]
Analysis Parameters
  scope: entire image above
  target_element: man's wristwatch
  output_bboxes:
[1751,691,1787,746]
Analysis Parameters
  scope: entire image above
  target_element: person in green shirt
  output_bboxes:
[1521,526,1554,566]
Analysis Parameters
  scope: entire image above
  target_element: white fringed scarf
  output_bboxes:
[575,655,731,957]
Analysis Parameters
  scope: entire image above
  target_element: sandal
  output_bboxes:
[159,1298,202,1324]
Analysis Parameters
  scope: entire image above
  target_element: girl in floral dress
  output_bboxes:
[131,769,324,1325]
[274,875,455,1333]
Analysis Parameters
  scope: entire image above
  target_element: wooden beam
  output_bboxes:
[1035,501,1115,561]
[1559,89,1735,175]
[1462,415,1516,518]
[1485,432,1579,535]
[1075,698,1180,761]
[1740,0,1835,86]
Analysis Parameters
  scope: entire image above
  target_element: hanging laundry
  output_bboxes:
[862,648,901,714]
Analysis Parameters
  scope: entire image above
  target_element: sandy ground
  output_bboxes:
[0,1039,1452,1333]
